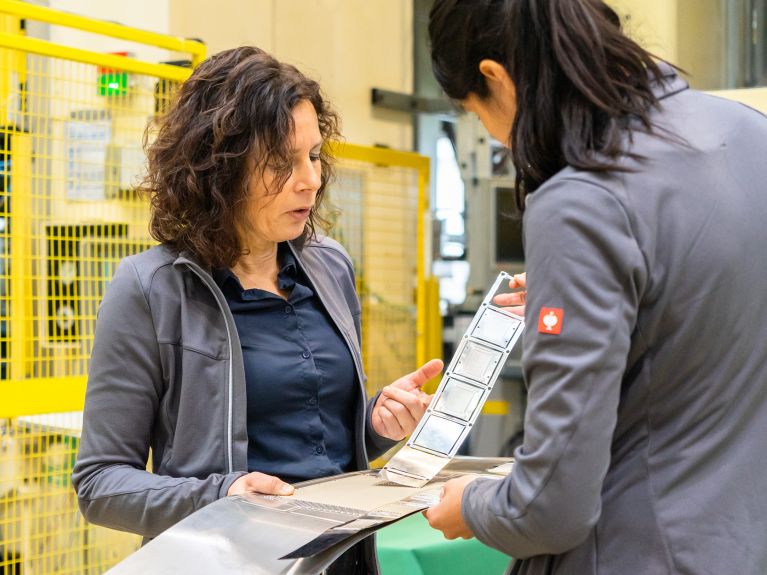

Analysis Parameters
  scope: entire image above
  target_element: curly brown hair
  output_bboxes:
[143,46,341,269]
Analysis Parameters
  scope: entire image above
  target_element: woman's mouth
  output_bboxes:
[288,208,311,220]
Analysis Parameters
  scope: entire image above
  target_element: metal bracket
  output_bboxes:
[371,88,453,114]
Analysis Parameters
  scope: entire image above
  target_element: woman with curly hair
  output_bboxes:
[72,46,442,574]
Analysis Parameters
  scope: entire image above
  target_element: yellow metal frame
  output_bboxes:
[7,130,32,387]
[482,400,510,416]
[331,141,431,172]
[3,376,88,416]
[331,142,433,369]
[2,142,436,417]
[0,12,440,416]
[0,0,206,66]
[0,0,204,418]
[0,33,195,82]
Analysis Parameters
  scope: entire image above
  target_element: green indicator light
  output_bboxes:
[98,71,128,96]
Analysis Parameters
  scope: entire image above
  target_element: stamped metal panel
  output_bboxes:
[381,272,524,486]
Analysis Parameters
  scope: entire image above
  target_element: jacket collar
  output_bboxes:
[652,61,689,102]
[172,241,357,343]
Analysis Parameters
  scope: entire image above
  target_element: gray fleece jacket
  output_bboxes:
[72,236,395,550]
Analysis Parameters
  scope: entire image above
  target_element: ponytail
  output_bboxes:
[430,0,666,210]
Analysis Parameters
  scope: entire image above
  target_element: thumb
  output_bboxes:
[270,478,294,496]
[253,472,294,496]
[276,481,294,496]
[410,359,444,389]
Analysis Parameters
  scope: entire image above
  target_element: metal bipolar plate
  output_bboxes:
[381,271,524,485]
[241,494,365,524]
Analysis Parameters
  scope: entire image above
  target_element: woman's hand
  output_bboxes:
[227,471,294,497]
[371,359,444,441]
[423,474,478,539]
[493,272,526,316]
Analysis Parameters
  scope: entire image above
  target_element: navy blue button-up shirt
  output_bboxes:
[215,244,357,483]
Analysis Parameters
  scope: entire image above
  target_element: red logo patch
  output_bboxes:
[538,308,563,334]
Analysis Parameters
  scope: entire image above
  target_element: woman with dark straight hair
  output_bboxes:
[424,1,767,574]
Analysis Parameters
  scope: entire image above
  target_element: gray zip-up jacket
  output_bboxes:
[462,67,767,574]
[72,236,396,548]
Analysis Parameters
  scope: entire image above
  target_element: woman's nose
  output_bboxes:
[295,157,322,192]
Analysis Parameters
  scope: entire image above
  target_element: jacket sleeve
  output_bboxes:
[461,177,646,558]
[71,257,245,539]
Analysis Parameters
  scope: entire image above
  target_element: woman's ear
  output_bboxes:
[478,59,516,100]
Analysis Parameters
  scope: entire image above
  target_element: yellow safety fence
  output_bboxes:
[0,2,440,573]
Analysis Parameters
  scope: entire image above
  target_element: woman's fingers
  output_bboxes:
[227,471,294,497]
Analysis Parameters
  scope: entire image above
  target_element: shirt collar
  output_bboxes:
[213,242,298,291]
[277,243,298,291]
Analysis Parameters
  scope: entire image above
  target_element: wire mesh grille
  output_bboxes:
[329,161,420,394]
[0,44,176,573]
[1,50,174,382]
[1,413,139,574]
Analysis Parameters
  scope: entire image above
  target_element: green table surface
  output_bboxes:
[377,513,511,575]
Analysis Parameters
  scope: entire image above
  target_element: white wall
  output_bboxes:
[169,0,272,57]
[169,0,414,150]
[608,0,678,63]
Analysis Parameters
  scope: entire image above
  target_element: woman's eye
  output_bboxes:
[310,154,321,162]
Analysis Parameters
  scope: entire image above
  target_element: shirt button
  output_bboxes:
[307,397,317,406]
[314,446,324,455]
[284,305,293,314]
[302,350,311,359]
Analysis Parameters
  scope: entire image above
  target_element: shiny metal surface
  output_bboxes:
[106,495,341,575]
[382,272,523,486]
[106,457,511,575]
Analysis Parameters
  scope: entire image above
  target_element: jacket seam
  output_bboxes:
[125,257,164,402]
[304,242,357,290]
[642,341,678,574]
[79,477,207,502]
[551,175,650,285]
[156,340,227,361]
[304,240,352,259]
[182,261,236,474]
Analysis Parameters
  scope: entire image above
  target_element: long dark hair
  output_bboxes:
[429,0,665,210]
[143,46,341,269]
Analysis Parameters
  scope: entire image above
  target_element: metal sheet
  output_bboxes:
[381,272,523,486]
[106,457,512,575]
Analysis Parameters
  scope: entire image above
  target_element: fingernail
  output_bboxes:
[279,484,294,495]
